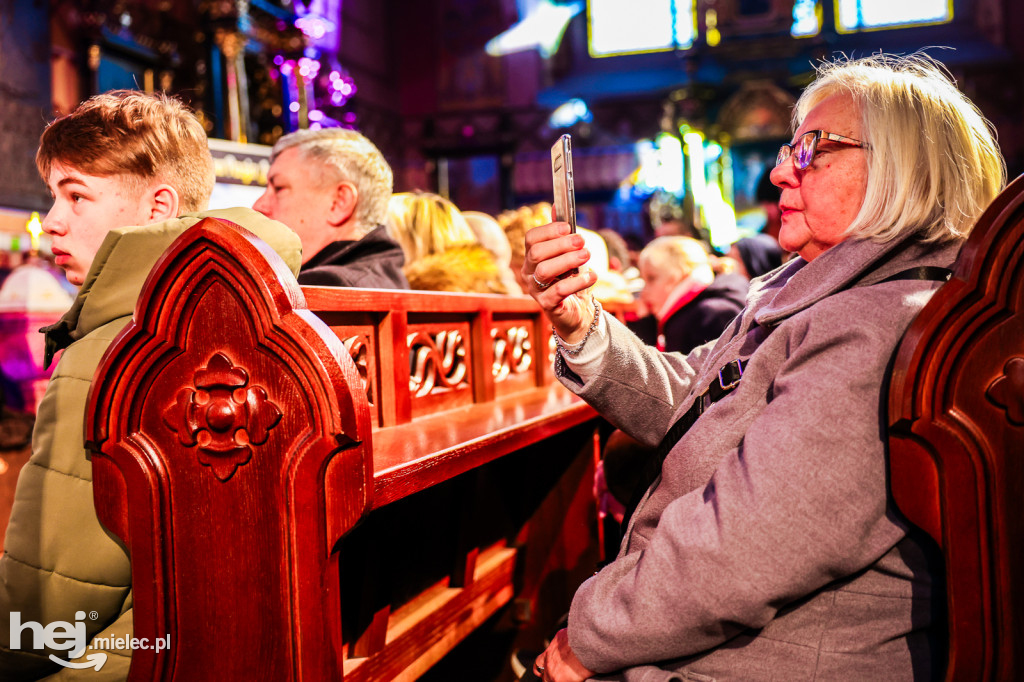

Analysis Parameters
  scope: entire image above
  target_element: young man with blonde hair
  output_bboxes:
[253,127,409,288]
[0,90,301,680]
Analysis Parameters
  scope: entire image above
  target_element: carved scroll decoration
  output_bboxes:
[492,326,532,382]
[987,356,1024,426]
[162,352,282,481]
[408,330,467,397]
[341,335,373,405]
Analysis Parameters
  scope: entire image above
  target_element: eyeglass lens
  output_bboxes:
[795,132,817,169]
[776,131,818,169]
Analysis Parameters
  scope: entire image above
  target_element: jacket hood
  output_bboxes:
[749,232,961,328]
[45,207,301,363]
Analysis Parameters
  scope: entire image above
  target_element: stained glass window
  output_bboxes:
[837,0,951,32]
[588,0,696,57]
[791,0,821,37]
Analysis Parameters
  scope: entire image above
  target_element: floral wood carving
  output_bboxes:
[987,356,1024,426]
[163,352,282,481]
[492,326,532,381]
[342,335,373,405]
[408,330,467,397]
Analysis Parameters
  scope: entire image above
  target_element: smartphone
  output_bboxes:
[551,134,577,233]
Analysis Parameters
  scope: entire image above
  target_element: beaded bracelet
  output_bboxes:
[553,298,602,358]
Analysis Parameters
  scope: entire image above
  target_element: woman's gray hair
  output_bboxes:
[795,53,1006,244]
[272,128,393,238]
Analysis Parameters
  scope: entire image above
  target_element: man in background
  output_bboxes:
[254,128,409,289]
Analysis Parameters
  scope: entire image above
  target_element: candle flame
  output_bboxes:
[26,212,43,254]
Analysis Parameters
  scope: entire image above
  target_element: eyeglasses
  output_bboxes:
[775,130,866,170]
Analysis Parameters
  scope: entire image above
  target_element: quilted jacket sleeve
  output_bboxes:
[0,324,133,679]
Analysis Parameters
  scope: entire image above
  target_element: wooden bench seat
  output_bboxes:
[342,542,517,681]
[888,173,1024,680]
[77,173,1024,682]
[370,383,594,507]
[84,218,607,681]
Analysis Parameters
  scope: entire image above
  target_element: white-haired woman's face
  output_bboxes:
[640,258,684,316]
[769,93,868,261]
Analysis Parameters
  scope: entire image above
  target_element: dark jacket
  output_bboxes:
[735,233,785,279]
[298,225,409,289]
[628,274,748,354]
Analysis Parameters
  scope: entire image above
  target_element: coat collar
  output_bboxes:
[302,225,400,269]
[748,232,962,329]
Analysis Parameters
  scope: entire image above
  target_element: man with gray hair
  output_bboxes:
[254,127,409,288]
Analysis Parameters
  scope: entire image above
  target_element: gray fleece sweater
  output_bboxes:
[558,232,957,681]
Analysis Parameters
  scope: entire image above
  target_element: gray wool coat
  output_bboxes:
[558,231,958,681]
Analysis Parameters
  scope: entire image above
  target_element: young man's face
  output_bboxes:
[43,163,152,286]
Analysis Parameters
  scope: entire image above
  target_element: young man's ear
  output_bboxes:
[146,184,181,223]
[327,180,358,229]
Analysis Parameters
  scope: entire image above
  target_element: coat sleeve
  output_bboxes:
[557,314,716,448]
[0,335,132,678]
[566,294,915,672]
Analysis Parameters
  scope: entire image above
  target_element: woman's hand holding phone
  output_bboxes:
[522,221,597,344]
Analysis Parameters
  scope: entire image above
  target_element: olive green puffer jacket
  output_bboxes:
[0,208,301,680]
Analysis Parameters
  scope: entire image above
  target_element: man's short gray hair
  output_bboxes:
[272,128,393,238]
[795,53,1005,244]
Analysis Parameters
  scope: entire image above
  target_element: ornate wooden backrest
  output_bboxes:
[888,174,1024,681]
[85,218,373,681]
[301,287,558,431]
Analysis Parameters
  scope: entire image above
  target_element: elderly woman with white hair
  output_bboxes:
[634,236,747,353]
[519,54,1005,681]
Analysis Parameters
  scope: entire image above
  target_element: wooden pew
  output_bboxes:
[84,218,606,681]
[888,174,1024,681]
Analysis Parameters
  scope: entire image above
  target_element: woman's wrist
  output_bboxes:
[554,299,602,357]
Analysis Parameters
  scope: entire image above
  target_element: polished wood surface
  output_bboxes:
[85,218,602,680]
[372,383,594,507]
[888,174,1024,681]
[87,220,369,680]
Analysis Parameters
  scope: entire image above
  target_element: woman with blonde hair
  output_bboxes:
[387,191,517,294]
[520,53,1004,681]
[635,235,746,353]
[386,191,476,261]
